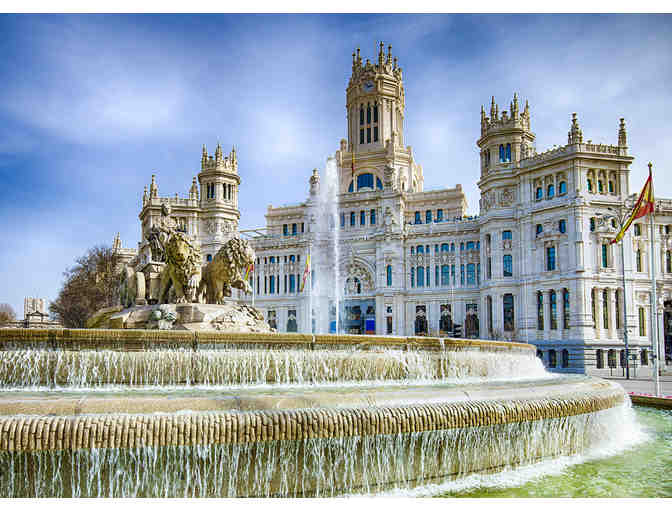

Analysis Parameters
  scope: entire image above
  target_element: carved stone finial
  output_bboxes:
[618,118,627,147]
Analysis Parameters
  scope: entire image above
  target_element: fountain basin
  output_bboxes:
[0,329,634,497]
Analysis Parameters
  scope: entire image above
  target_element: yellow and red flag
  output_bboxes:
[244,263,254,281]
[611,166,654,244]
[300,254,311,292]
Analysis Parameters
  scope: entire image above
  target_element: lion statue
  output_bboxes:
[199,237,254,304]
[158,232,202,304]
[119,264,146,308]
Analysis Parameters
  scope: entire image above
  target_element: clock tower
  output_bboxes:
[345,42,405,154]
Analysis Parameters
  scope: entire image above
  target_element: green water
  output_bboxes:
[443,406,672,498]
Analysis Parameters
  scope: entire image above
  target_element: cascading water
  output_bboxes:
[0,329,646,497]
[310,156,342,334]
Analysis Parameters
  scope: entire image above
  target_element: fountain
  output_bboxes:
[0,327,637,497]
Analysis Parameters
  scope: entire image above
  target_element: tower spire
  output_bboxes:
[387,44,392,65]
[618,118,627,147]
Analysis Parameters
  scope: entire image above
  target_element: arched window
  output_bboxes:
[441,243,449,252]
[499,144,505,162]
[206,254,212,262]
[503,254,512,277]
[502,230,512,240]
[466,241,475,251]
[414,212,421,224]
[562,349,569,368]
[536,224,543,236]
[505,143,511,162]
[587,179,593,192]
[596,349,604,369]
[386,265,392,286]
[536,187,543,200]
[547,184,555,198]
[417,266,425,288]
[269,256,275,264]
[460,242,465,251]
[425,210,432,223]
[357,173,374,190]
[608,180,614,193]
[417,245,424,254]
[598,180,604,193]
[559,181,567,195]
[559,219,567,233]
[503,293,514,331]
[450,243,455,252]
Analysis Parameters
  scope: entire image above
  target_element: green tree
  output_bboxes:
[49,245,122,328]
[0,303,16,324]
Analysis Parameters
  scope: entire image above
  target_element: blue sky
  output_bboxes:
[1,13,671,316]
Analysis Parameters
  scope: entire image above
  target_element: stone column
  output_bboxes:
[595,286,602,340]
[608,288,617,341]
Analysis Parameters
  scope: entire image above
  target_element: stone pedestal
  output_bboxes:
[89,302,273,333]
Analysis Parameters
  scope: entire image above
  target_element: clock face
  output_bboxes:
[362,81,374,92]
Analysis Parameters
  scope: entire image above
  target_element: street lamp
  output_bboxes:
[598,206,631,379]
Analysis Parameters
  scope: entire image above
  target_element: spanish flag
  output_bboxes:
[611,166,654,244]
[300,254,311,292]
[244,263,254,280]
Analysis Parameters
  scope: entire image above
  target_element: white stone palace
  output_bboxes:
[118,43,672,375]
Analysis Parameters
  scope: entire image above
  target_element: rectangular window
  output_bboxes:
[360,211,366,225]
[503,294,514,332]
[639,307,646,336]
[386,316,393,334]
[559,219,566,233]
[269,275,275,295]
[537,292,544,330]
[340,214,345,227]
[373,126,378,142]
[550,291,557,330]
[411,268,414,288]
[460,264,465,286]
[367,127,371,143]
[466,241,475,251]
[503,255,512,277]
[426,266,430,287]
[284,274,287,293]
[360,129,364,144]
[350,212,355,226]
[591,289,596,328]
[283,224,288,236]
[487,296,493,334]
[547,246,556,271]
[435,266,439,287]
[487,257,492,279]
[292,223,297,235]
[451,264,456,285]
[301,223,305,233]
[289,274,296,293]
[414,212,421,224]
[441,265,449,286]
[603,290,610,329]
[601,244,608,268]
[417,266,424,288]
[563,289,570,329]
[426,210,432,223]
[437,209,443,221]
[502,230,512,240]
[370,209,376,225]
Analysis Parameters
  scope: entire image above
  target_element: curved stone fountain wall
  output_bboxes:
[0,328,632,497]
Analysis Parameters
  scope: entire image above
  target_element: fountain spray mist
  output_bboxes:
[311,156,342,334]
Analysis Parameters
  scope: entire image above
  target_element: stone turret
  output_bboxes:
[477,93,535,175]
[189,177,199,200]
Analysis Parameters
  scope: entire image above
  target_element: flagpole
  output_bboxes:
[647,162,661,396]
